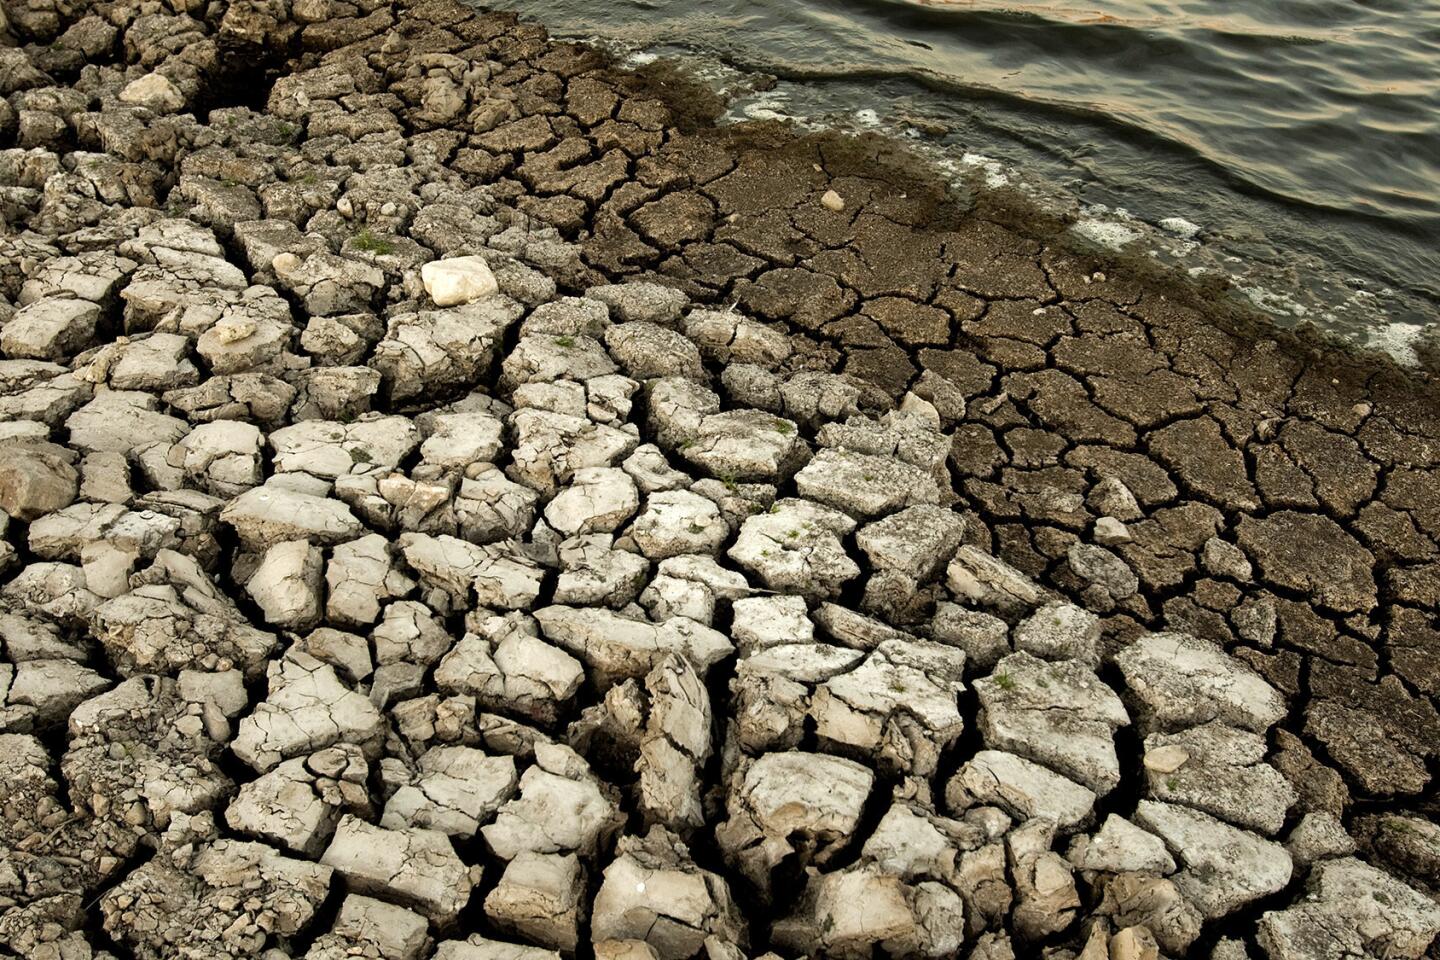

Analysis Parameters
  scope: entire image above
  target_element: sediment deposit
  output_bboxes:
[1,0,1438,958]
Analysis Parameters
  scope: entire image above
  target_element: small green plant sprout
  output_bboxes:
[769,418,794,434]
[553,335,575,348]
[994,673,1015,691]
[352,228,394,255]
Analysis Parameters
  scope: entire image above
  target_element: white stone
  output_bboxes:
[811,637,966,777]
[544,466,639,536]
[947,545,1047,615]
[119,72,185,111]
[422,256,499,307]
[1066,814,1176,875]
[1116,632,1286,734]
[716,751,873,896]
[246,539,324,631]
[731,595,812,652]
[1013,601,1101,666]
[436,617,584,726]
[974,652,1130,795]
[591,828,744,960]
[728,498,859,601]
[1142,722,1296,835]
[221,485,364,551]
[484,852,586,952]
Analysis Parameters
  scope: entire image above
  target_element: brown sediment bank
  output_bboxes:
[1,0,1438,957]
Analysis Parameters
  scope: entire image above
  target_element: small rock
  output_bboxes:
[1013,601,1101,666]
[381,745,518,839]
[731,595,813,652]
[1142,722,1296,835]
[544,466,639,536]
[482,743,625,862]
[947,545,1047,615]
[233,651,384,772]
[716,751,874,897]
[484,851,586,952]
[1093,516,1131,544]
[422,255,499,306]
[534,606,733,689]
[1143,745,1191,774]
[728,498,859,601]
[975,652,1130,795]
[630,490,728,559]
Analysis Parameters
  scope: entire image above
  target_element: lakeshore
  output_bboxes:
[1,0,1438,957]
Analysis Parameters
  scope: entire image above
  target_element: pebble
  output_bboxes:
[1093,516,1132,544]
[212,318,256,344]
[1142,745,1191,774]
[421,255,499,306]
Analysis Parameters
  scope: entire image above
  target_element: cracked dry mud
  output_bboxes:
[0,0,1438,958]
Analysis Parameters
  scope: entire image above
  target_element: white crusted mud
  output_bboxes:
[0,1,1434,958]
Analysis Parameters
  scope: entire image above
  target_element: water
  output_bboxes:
[484,0,1440,344]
